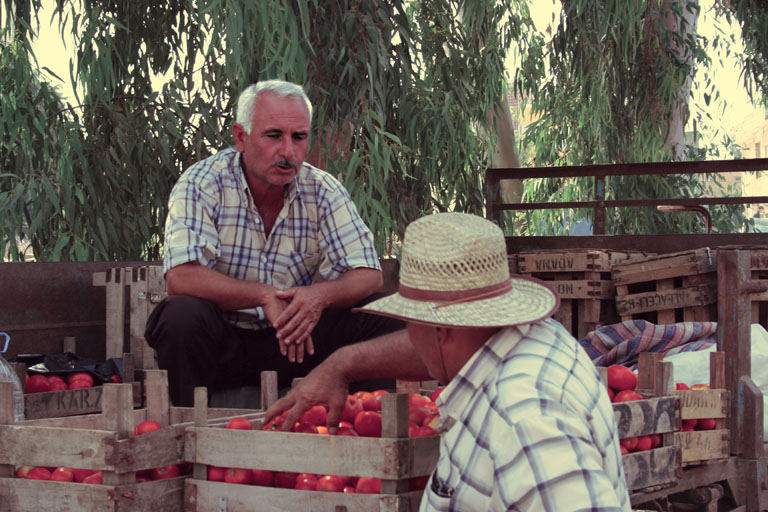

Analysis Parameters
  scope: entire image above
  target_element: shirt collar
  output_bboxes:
[436,323,531,430]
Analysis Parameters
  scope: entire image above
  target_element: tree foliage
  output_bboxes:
[1,0,525,261]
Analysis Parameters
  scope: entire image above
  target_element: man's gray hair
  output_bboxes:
[235,80,313,134]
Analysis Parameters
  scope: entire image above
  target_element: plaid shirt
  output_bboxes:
[163,147,381,329]
[422,318,630,512]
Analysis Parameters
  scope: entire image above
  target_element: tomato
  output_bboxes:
[294,473,319,490]
[354,411,382,437]
[412,425,438,437]
[429,387,444,403]
[69,379,93,390]
[224,467,252,485]
[409,402,438,426]
[335,426,359,437]
[675,382,690,390]
[361,393,382,412]
[26,375,50,393]
[300,405,328,427]
[355,477,381,494]
[151,464,180,480]
[207,466,226,482]
[274,471,298,489]
[612,390,643,402]
[250,469,274,487]
[341,395,364,424]
[50,467,74,482]
[606,387,615,401]
[49,379,68,391]
[650,433,662,448]
[14,466,33,478]
[135,420,163,436]
[67,372,94,387]
[293,422,319,434]
[72,468,98,482]
[620,437,639,452]
[25,467,52,480]
[606,365,637,392]
[681,419,698,431]
[316,475,345,492]
[696,418,716,430]
[316,426,329,435]
[82,471,103,484]
[635,435,652,451]
[110,374,122,383]
[343,485,356,493]
[690,383,711,390]
[226,417,253,430]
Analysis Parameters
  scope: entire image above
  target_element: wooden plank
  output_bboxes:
[622,445,678,492]
[183,478,423,512]
[629,457,737,505]
[0,382,15,478]
[615,283,716,316]
[104,267,127,360]
[23,382,142,420]
[737,458,768,512]
[517,250,611,273]
[543,278,612,300]
[738,376,764,459]
[101,383,135,485]
[655,278,676,324]
[0,424,115,468]
[674,430,729,465]
[613,396,677,439]
[381,393,409,494]
[184,428,438,480]
[676,389,728,420]
[612,248,716,285]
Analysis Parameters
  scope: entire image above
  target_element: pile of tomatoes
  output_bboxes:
[209,388,444,493]
[24,371,121,393]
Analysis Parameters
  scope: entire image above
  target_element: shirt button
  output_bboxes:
[261,255,267,263]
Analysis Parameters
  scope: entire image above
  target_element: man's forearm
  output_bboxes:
[311,267,383,309]
[166,262,274,311]
[331,330,432,383]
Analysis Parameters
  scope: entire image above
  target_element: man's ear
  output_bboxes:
[232,123,247,152]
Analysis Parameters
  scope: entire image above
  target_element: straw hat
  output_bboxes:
[355,213,559,327]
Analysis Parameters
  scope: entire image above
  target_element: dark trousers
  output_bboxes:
[144,294,404,406]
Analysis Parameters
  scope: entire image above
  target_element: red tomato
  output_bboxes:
[409,393,431,408]
[620,437,639,452]
[675,382,690,390]
[361,394,382,412]
[690,383,711,390]
[341,395,364,424]
[429,387,444,403]
[14,466,33,478]
[354,410,382,437]
[26,467,52,480]
[316,426,329,435]
[343,485,356,493]
[409,402,438,426]
[274,471,298,489]
[50,467,74,482]
[294,473,319,490]
[696,418,717,430]
[135,420,162,436]
[82,471,103,484]
[110,374,122,383]
[49,379,69,392]
[412,425,438,437]
[316,475,345,492]
[151,464,180,480]
[26,375,50,393]
[300,405,328,427]
[612,390,643,402]
[293,422,319,434]
[650,433,662,448]
[250,469,274,487]
[606,365,637,392]
[226,417,253,430]
[335,426,359,437]
[69,379,92,390]
[635,435,652,451]
[207,466,226,482]
[72,468,98,483]
[355,477,381,494]
[224,467,252,485]
[606,387,615,401]
[67,372,94,387]
[681,419,698,431]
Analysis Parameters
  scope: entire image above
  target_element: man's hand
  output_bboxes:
[272,285,326,354]
[262,290,314,363]
[264,358,350,433]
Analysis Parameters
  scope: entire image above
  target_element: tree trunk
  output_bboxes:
[488,89,523,203]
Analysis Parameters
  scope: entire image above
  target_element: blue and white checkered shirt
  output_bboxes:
[422,318,630,511]
[163,147,381,329]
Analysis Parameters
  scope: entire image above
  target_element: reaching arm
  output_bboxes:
[264,329,432,432]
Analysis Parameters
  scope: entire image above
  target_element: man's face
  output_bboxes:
[407,322,448,384]
[233,91,310,191]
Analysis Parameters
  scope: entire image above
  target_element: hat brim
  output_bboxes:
[354,274,559,328]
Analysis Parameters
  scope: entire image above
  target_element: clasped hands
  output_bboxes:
[263,285,326,363]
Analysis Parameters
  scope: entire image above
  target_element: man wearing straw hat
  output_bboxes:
[266,212,630,511]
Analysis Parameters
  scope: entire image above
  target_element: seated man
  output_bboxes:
[266,212,631,511]
[145,79,403,406]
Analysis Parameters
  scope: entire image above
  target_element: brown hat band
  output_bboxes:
[398,279,514,309]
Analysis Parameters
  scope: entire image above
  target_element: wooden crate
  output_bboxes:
[612,248,718,324]
[0,369,273,512]
[517,250,621,339]
[603,354,679,504]
[182,388,440,512]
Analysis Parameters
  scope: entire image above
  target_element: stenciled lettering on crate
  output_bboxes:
[612,248,717,324]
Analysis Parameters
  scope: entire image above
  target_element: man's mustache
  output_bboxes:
[276,159,297,169]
